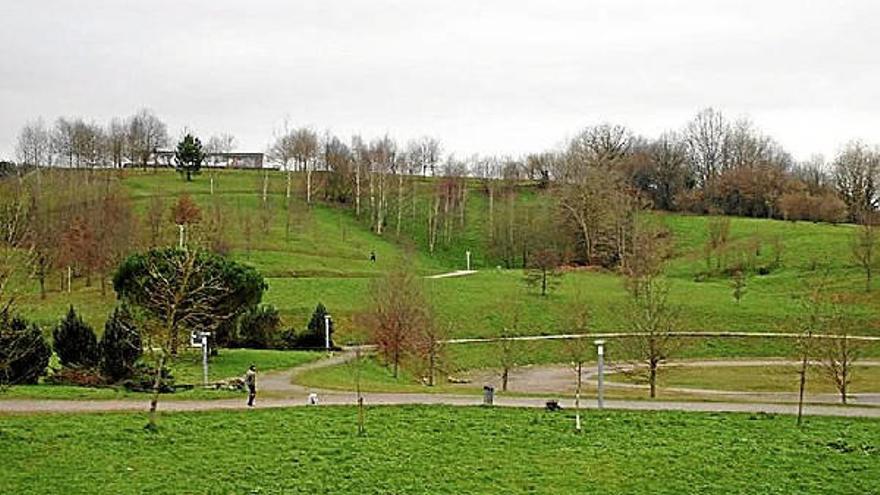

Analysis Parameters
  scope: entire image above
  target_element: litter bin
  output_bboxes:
[483,385,494,406]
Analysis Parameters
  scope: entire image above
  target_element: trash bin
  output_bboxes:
[483,385,494,406]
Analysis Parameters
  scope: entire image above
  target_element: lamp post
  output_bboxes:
[466,250,471,271]
[324,314,332,352]
[595,339,605,409]
[198,331,212,387]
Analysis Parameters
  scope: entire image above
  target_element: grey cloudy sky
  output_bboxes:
[1,0,878,162]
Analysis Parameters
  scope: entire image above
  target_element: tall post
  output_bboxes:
[466,250,471,271]
[324,314,332,352]
[67,266,72,293]
[201,333,209,387]
[595,340,605,410]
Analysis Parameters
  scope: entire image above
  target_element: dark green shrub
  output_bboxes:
[100,306,142,382]
[0,314,51,385]
[234,305,281,349]
[53,306,100,368]
[279,328,299,350]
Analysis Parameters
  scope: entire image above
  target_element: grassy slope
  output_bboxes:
[12,169,880,346]
[1,406,878,494]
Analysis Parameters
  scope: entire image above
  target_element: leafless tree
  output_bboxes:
[366,264,429,378]
[104,118,128,168]
[820,305,862,405]
[684,107,730,187]
[834,141,879,219]
[126,109,168,170]
[16,119,51,167]
[851,209,878,292]
[0,180,34,314]
[563,306,592,432]
[621,276,680,399]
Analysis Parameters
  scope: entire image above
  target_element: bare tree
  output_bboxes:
[15,119,51,167]
[852,209,877,292]
[563,306,592,433]
[820,306,862,405]
[411,319,448,387]
[126,109,168,170]
[523,248,563,296]
[834,141,879,219]
[622,278,678,398]
[366,264,429,378]
[684,107,730,187]
[0,181,34,314]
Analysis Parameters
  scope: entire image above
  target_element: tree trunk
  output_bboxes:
[306,165,312,204]
[147,353,167,430]
[396,173,403,236]
[502,367,509,392]
[355,164,361,217]
[649,359,657,398]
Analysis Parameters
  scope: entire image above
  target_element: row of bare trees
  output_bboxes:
[15,110,237,171]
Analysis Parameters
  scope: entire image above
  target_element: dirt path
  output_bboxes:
[425,270,477,279]
[466,359,880,406]
[3,355,880,418]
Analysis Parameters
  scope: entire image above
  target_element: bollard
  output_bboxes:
[483,385,494,406]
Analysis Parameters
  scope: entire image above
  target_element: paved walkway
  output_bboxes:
[2,354,880,418]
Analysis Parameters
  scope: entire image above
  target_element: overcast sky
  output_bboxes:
[1,0,878,162]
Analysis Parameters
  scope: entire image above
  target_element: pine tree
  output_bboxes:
[100,306,142,381]
[53,306,100,368]
[174,133,204,181]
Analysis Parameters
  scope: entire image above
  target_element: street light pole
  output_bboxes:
[200,332,211,387]
[466,250,471,271]
[324,314,332,352]
[595,340,605,409]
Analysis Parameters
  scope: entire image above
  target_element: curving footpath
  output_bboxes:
[2,354,880,418]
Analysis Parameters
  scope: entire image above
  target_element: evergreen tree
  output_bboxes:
[53,306,100,368]
[174,133,204,181]
[0,314,51,385]
[100,306,142,381]
[297,303,332,349]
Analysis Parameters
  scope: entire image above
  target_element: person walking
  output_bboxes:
[245,364,257,407]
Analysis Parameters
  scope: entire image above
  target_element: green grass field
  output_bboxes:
[1,406,877,494]
[11,169,880,365]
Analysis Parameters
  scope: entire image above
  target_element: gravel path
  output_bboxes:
[3,355,880,417]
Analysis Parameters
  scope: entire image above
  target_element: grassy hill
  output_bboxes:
[12,169,880,349]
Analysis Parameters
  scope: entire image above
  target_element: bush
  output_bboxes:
[233,305,281,348]
[122,362,175,393]
[279,328,299,350]
[46,367,106,387]
[53,306,100,368]
[100,306,142,382]
[0,314,51,385]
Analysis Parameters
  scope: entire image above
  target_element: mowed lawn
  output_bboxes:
[1,406,878,494]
